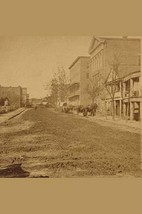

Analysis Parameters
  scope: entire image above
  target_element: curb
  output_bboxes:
[0,108,27,124]
[8,109,26,120]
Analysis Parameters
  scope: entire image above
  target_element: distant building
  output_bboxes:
[41,97,48,106]
[26,94,30,106]
[0,86,22,108]
[45,95,54,106]
[30,98,42,106]
[21,88,27,107]
[68,56,91,106]
[0,85,29,109]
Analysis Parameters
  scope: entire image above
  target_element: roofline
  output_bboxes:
[0,85,22,88]
[69,56,90,69]
[123,70,140,79]
[99,36,140,41]
[88,36,141,55]
[106,70,140,84]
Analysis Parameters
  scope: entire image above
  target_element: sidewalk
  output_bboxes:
[70,111,141,134]
[86,115,141,134]
[0,108,26,124]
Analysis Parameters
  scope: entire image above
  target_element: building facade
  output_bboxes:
[0,86,22,109]
[88,36,141,115]
[0,85,29,109]
[123,70,141,121]
[21,87,27,107]
[105,70,141,121]
[68,56,91,106]
[30,98,42,106]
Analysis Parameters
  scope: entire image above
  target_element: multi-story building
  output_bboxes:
[105,69,141,121]
[88,36,141,114]
[0,86,22,108]
[26,93,30,106]
[21,87,28,107]
[0,85,29,109]
[123,70,141,121]
[68,56,91,106]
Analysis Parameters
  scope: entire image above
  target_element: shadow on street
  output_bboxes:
[0,164,30,178]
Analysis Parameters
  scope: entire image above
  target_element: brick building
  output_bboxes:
[21,87,27,107]
[68,56,91,106]
[0,85,29,109]
[26,93,30,106]
[0,86,22,108]
[88,36,141,115]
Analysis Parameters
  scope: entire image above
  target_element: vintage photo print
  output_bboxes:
[0,36,141,178]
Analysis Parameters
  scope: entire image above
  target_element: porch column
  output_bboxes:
[120,81,122,96]
[130,78,133,97]
[130,101,134,120]
[140,76,142,122]
[120,99,122,118]
[140,100,142,122]
[119,82,122,119]
[139,76,141,97]
[123,102,126,118]
[123,82,126,98]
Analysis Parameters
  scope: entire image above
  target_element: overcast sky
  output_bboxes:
[0,36,91,98]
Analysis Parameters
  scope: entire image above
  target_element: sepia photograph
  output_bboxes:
[0,36,141,178]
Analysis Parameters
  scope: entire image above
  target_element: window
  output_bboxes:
[115,83,120,92]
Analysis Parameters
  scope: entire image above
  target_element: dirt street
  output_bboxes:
[0,107,141,177]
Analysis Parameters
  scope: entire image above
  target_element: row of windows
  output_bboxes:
[91,50,103,71]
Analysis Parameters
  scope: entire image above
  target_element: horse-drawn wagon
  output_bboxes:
[77,103,98,117]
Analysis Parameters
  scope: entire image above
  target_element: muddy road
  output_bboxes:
[0,107,141,177]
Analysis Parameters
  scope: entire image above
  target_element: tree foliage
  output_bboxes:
[46,67,68,106]
[104,52,122,120]
[87,72,104,103]
[50,74,59,106]
[57,67,68,103]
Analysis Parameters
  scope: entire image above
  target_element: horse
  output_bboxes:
[87,103,98,116]
[62,103,74,114]
[77,105,88,116]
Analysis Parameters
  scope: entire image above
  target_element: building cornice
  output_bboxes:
[88,36,140,55]
[69,56,90,69]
